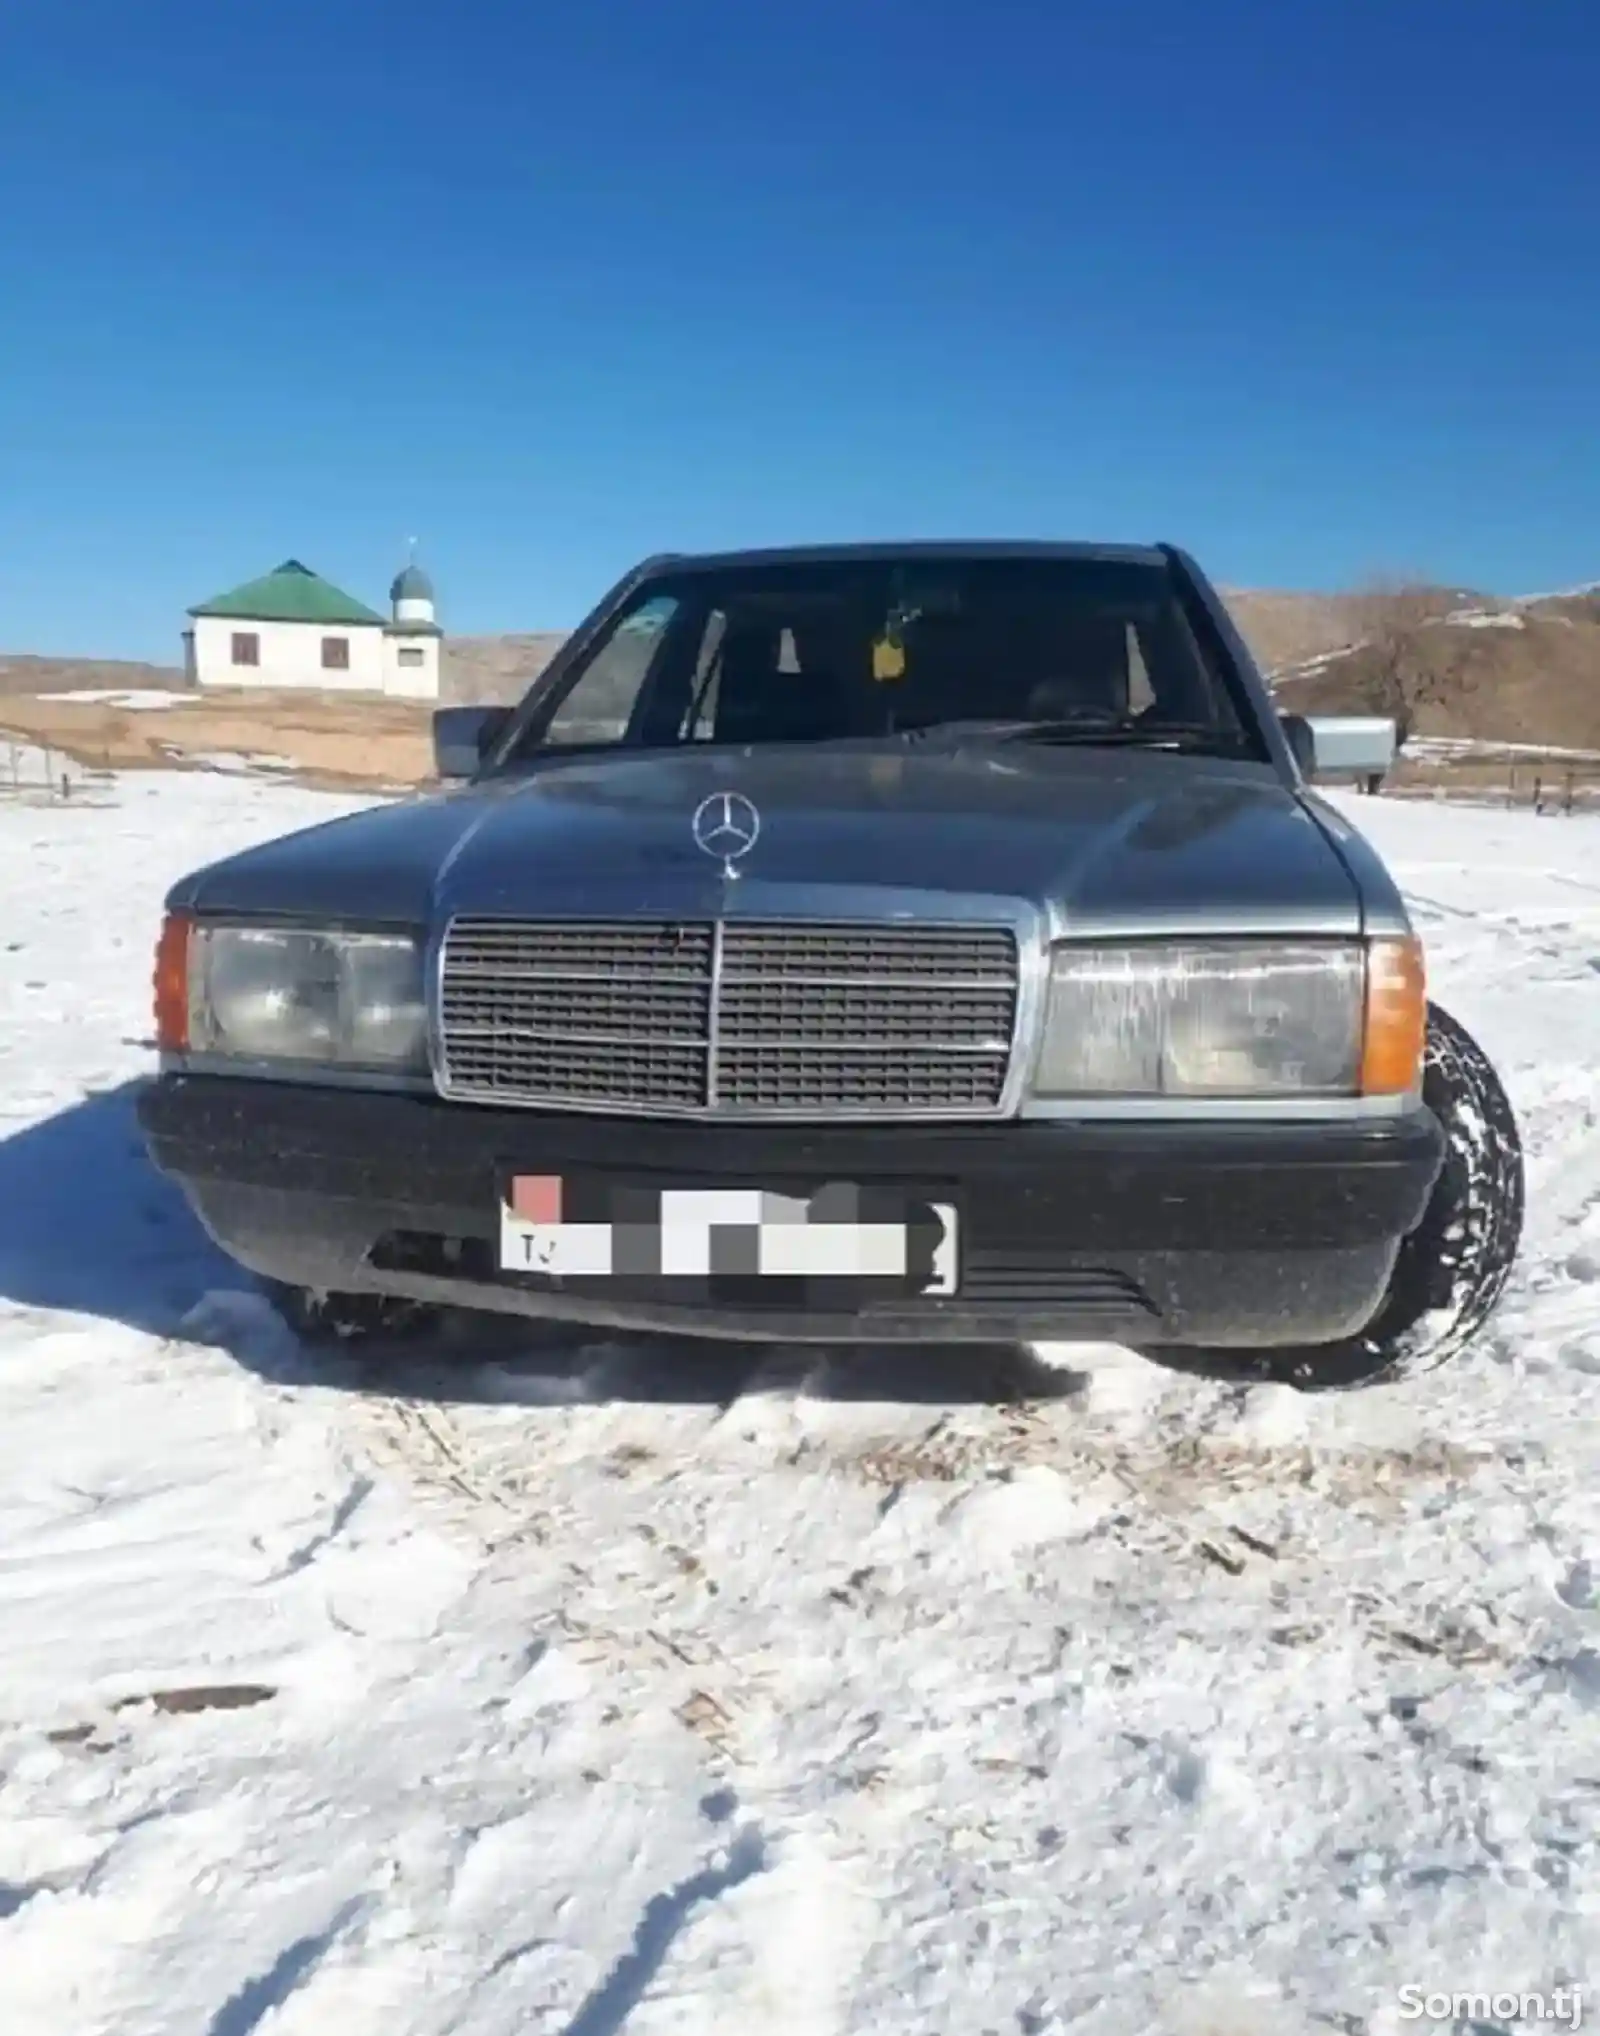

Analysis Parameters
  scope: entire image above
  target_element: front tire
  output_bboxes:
[1269,1002,1524,1392]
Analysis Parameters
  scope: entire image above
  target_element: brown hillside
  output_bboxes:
[1220,584,1500,675]
[0,651,185,697]
[442,631,567,704]
[1524,588,1600,628]
[0,687,432,790]
[1275,610,1600,751]
[1219,590,1364,672]
[0,637,570,708]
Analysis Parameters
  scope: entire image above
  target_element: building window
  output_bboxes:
[397,646,425,668]
[321,636,350,671]
[230,632,259,667]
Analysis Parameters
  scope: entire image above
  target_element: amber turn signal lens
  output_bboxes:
[1361,935,1427,1096]
[154,913,193,1052]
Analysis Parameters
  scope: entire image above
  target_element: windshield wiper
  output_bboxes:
[894,718,1253,757]
[1004,720,1252,754]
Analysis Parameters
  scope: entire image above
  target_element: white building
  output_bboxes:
[184,556,443,700]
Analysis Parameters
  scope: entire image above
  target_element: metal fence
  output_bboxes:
[1500,764,1600,815]
[0,740,120,808]
[1377,749,1600,817]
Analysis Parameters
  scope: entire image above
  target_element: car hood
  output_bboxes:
[174,742,1364,937]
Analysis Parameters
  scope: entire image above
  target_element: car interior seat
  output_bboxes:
[1024,612,1132,721]
[713,622,850,744]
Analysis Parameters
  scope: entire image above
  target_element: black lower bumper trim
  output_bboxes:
[138,1075,1446,1348]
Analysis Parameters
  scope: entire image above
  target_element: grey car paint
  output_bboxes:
[162,540,1419,1135]
[171,742,1382,942]
[167,536,1410,946]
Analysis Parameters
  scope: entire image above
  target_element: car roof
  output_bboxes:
[637,540,1172,574]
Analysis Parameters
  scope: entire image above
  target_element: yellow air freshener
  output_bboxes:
[872,634,907,682]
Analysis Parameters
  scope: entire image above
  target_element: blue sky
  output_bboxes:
[2,0,1596,661]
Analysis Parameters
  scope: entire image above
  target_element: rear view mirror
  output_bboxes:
[1280,713,1396,783]
[432,705,509,780]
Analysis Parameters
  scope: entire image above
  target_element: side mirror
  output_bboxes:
[1280,712,1396,784]
[432,705,509,780]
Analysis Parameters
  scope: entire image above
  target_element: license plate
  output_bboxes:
[498,1176,959,1295]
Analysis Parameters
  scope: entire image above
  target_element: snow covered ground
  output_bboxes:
[1407,737,1600,765]
[1,769,1598,2036]
[49,689,199,710]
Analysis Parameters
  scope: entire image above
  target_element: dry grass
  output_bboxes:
[1220,587,1368,671]
[1276,608,1600,752]
[0,688,434,790]
[0,651,185,698]
[443,631,567,705]
[1385,752,1600,813]
[0,630,569,788]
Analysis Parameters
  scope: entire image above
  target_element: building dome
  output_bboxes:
[389,562,435,604]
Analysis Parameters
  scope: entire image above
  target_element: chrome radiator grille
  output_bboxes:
[437,917,1020,1116]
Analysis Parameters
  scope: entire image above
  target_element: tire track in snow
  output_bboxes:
[326,1356,1546,1788]
[345,1357,1504,1553]
[554,1824,768,2036]
[348,1384,769,1769]
[352,1395,563,1556]
[537,1811,880,2036]
[204,1895,369,2036]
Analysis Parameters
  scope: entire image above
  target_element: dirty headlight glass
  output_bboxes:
[1033,942,1364,1097]
[189,926,427,1071]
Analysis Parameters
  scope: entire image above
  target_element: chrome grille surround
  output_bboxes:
[434,913,1031,1119]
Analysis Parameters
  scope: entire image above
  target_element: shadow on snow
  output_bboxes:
[0,1082,1111,1408]
[0,1082,239,1341]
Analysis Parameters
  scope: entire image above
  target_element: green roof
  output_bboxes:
[188,558,384,627]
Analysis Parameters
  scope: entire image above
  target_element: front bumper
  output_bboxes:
[138,1075,1446,1348]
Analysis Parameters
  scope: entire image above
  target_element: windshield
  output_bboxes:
[500,554,1260,763]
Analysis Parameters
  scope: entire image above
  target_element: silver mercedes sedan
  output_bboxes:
[138,541,1524,1392]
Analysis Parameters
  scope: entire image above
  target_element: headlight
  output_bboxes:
[1033,941,1370,1097]
[186,925,427,1071]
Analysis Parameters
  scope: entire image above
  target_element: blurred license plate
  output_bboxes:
[498,1177,959,1293]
